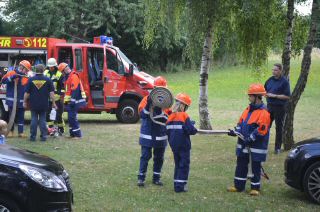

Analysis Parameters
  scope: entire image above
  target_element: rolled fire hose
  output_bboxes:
[149,87,173,126]
[5,61,18,137]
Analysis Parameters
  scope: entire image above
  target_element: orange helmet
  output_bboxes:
[154,76,167,87]
[58,63,68,72]
[19,60,31,71]
[175,93,192,106]
[248,83,266,96]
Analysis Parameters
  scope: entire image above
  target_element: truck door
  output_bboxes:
[103,48,126,108]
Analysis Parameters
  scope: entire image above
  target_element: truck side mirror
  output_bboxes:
[128,64,134,76]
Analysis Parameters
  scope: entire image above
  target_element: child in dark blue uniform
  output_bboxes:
[166,93,197,192]
[137,76,169,187]
[227,84,271,196]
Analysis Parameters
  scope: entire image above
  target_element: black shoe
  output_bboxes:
[152,180,163,186]
[174,187,188,193]
[274,149,281,154]
[137,179,145,187]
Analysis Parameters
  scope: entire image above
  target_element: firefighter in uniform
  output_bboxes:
[44,58,65,135]
[166,93,197,192]
[227,84,271,196]
[58,63,86,139]
[1,60,31,137]
[137,76,169,187]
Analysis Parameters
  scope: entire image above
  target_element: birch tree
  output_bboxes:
[282,0,319,150]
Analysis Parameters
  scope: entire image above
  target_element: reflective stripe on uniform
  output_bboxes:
[166,125,183,130]
[250,148,268,154]
[237,144,267,154]
[152,113,168,120]
[174,179,188,183]
[251,182,260,185]
[142,109,150,115]
[234,177,247,181]
[156,135,167,141]
[140,134,152,140]
[70,98,86,104]
[153,172,161,175]
[72,128,80,132]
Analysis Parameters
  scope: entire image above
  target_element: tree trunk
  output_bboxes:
[199,20,213,130]
[281,0,294,80]
[282,0,319,150]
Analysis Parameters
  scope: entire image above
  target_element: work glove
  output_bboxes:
[243,137,254,146]
[191,120,196,125]
[227,129,237,137]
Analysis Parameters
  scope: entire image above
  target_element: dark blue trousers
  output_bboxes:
[234,155,261,191]
[172,149,190,191]
[30,110,47,141]
[138,146,166,181]
[8,106,25,134]
[67,106,82,137]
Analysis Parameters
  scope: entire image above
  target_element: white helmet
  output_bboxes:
[47,58,58,67]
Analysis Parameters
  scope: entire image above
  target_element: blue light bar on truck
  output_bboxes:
[93,36,113,45]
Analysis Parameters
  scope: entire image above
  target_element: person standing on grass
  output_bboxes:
[166,93,197,193]
[58,63,86,139]
[264,63,290,154]
[23,64,56,142]
[44,58,66,136]
[1,60,31,138]
[137,76,169,187]
[227,84,271,196]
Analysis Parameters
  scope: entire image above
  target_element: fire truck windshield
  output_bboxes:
[116,49,139,72]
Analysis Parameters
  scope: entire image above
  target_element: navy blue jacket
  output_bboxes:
[166,112,197,151]
[25,74,54,111]
[265,76,290,106]
[1,70,29,108]
[235,103,271,162]
[138,96,168,148]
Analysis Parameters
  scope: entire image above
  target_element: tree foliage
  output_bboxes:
[1,0,185,71]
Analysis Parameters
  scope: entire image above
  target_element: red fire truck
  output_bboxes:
[0,36,157,123]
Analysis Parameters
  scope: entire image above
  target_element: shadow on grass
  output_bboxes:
[281,188,316,205]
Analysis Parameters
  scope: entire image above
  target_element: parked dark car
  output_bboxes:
[0,144,73,212]
[285,137,320,204]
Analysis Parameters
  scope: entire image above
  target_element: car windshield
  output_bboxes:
[116,48,140,72]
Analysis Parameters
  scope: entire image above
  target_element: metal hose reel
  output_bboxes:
[149,87,173,126]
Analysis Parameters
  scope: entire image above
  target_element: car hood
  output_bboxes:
[294,137,320,148]
[0,144,64,174]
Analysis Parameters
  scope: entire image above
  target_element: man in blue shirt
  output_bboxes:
[264,63,290,154]
[23,64,56,141]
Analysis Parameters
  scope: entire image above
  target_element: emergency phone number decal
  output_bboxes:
[0,37,47,48]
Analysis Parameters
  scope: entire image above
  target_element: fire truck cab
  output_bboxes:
[0,36,156,123]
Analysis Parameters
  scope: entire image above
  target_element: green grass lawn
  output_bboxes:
[7,54,320,211]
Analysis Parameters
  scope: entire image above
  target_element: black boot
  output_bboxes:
[137,179,145,187]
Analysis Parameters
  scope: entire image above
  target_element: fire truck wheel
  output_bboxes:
[116,99,139,123]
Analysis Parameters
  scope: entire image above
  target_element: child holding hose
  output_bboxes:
[227,83,271,196]
[166,93,197,192]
